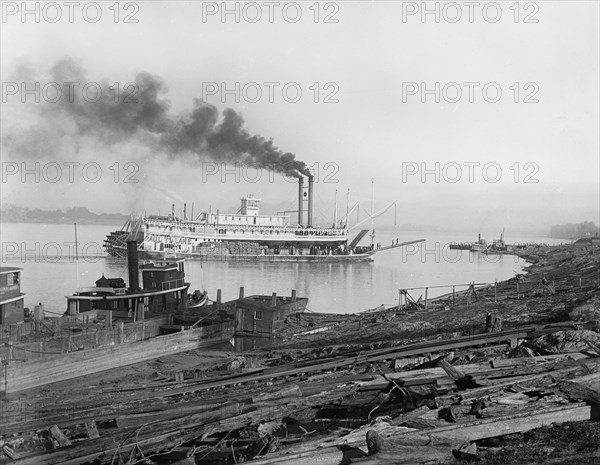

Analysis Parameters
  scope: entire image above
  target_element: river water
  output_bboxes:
[0,223,566,316]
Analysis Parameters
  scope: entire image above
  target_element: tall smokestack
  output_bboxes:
[298,176,304,225]
[307,174,314,228]
[127,240,140,292]
[171,203,175,218]
[183,203,187,220]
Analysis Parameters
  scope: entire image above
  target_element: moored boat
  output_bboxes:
[188,289,208,308]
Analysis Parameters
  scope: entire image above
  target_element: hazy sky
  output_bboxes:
[1,1,598,234]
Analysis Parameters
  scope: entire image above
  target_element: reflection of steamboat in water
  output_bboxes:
[104,175,424,262]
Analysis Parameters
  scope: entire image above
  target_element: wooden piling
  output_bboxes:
[424,288,428,310]
[216,289,222,304]
[291,289,297,302]
[272,292,277,306]
[118,322,124,344]
[239,287,245,299]
[137,298,144,323]
[467,283,471,306]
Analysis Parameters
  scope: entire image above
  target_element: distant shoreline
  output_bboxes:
[1,219,126,226]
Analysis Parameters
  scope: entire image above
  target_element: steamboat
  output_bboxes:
[104,175,424,262]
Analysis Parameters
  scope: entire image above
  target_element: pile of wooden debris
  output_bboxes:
[1,324,599,465]
[1,244,598,464]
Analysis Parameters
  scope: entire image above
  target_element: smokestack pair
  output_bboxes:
[170,203,187,220]
[297,174,314,227]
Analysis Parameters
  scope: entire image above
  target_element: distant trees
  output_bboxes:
[0,203,127,224]
[549,221,599,239]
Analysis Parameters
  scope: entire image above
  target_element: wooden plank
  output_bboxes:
[253,384,302,402]
[2,446,22,460]
[389,405,430,426]
[116,400,248,429]
[562,371,600,389]
[49,425,72,447]
[350,445,451,464]
[438,359,466,380]
[489,353,587,369]
[556,380,600,407]
[401,404,591,443]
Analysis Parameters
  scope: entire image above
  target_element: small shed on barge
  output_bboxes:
[235,291,307,334]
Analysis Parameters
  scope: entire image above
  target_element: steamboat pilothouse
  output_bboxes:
[104,174,424,262]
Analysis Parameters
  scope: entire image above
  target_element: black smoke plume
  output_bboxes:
[8,58,307,177]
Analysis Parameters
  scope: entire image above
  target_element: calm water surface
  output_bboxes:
[0,223,566,316]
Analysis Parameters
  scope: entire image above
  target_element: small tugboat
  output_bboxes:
[449,234,488,252]
[66,241,189,317]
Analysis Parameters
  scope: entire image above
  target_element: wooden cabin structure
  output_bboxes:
[0,267,25,325]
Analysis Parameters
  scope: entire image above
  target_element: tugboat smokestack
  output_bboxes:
[298,176,304,225]
[127,240,140,292]
[183,203,187,220]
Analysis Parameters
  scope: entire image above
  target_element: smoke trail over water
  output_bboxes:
[3,58,307,177]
